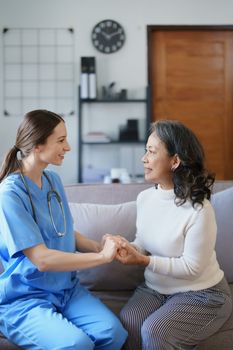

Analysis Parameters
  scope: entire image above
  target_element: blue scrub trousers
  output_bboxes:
[0,284,127,350]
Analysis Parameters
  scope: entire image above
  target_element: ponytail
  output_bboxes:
[0,109,64,183]
[0,146,20,183]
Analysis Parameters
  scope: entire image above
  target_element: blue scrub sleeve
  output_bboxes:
[0,191,44,258]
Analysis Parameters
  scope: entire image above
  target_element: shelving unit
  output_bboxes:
[78,85,150,183]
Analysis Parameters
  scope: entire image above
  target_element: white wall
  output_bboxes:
[0,0,233,184]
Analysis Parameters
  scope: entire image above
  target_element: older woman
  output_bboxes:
[115,120,232,350]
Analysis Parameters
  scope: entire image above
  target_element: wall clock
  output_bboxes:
[91,19,125,54]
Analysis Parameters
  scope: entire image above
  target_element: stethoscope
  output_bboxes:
[19,171,66,237]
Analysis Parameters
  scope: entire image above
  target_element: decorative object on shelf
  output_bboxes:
[101,82,116,99]
[111,168,131,183]
[101,83,128,100]
[119,89,127,100]
[83,132,111,143]
[80,57,97,99]
[83,165,109,183]
[91,19,125,54]
[119,119,139,141]
[80,57,89,99]
[88,57,97,99]
[103,168,131,184]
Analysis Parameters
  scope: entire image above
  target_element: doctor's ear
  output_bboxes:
[171,154,181,171]
[34,144,42,153]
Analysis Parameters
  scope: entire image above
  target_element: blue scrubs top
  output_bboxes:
[0,170,77,306]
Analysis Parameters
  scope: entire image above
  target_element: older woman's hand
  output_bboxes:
[116,240,150,267]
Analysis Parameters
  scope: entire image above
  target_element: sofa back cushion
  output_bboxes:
[212,187,233,283]
[69,201,144,291]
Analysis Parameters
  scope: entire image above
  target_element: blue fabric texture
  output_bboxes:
[0,170,76,305]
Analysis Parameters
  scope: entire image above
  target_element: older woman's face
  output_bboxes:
[142,132,175,189]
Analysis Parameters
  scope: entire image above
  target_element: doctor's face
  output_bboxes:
[36,121,71,166]
[142,132,175,189]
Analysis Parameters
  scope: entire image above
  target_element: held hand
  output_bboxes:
[100,237,118,263]
[101,233,110,247]
[116,242,149,266]
[101,234,126,247]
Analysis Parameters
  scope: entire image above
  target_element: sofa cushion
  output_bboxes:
[69,201,145,291]
[212,187,233,283]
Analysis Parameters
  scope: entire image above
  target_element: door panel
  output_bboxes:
[149,28,233,179]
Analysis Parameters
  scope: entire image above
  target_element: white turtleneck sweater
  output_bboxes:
[133,186,223,294]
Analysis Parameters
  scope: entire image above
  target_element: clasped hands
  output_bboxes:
[101,234,148,266]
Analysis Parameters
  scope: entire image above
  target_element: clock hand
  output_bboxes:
[101,31,111,40]
[108,30,122,39]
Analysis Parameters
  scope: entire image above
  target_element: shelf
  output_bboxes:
[80,98,147,103]
[82,140,146,145]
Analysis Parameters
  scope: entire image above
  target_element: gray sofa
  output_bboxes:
[1,181,233,349]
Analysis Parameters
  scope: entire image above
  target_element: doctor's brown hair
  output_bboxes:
[150,119,215,207]
[0,110,64,183]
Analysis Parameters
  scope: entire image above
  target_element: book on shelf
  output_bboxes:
[83,132,111,143]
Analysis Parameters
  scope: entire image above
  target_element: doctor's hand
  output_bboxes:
[101,233,127,247]
[100,237,118,263]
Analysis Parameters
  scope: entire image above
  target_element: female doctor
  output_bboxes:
[0,109,127,350]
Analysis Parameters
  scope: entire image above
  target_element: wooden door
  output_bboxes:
[148,27,233,179]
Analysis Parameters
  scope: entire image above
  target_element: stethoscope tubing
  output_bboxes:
[19,171,66,237]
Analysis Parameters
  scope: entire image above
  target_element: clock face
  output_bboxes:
[92,20,125,54]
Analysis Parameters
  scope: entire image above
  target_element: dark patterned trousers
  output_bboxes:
[120,278,232,350]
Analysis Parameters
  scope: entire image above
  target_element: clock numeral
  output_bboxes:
[105,47,110,53]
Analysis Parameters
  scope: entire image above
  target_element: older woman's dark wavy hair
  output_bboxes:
[151,120,215,207]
